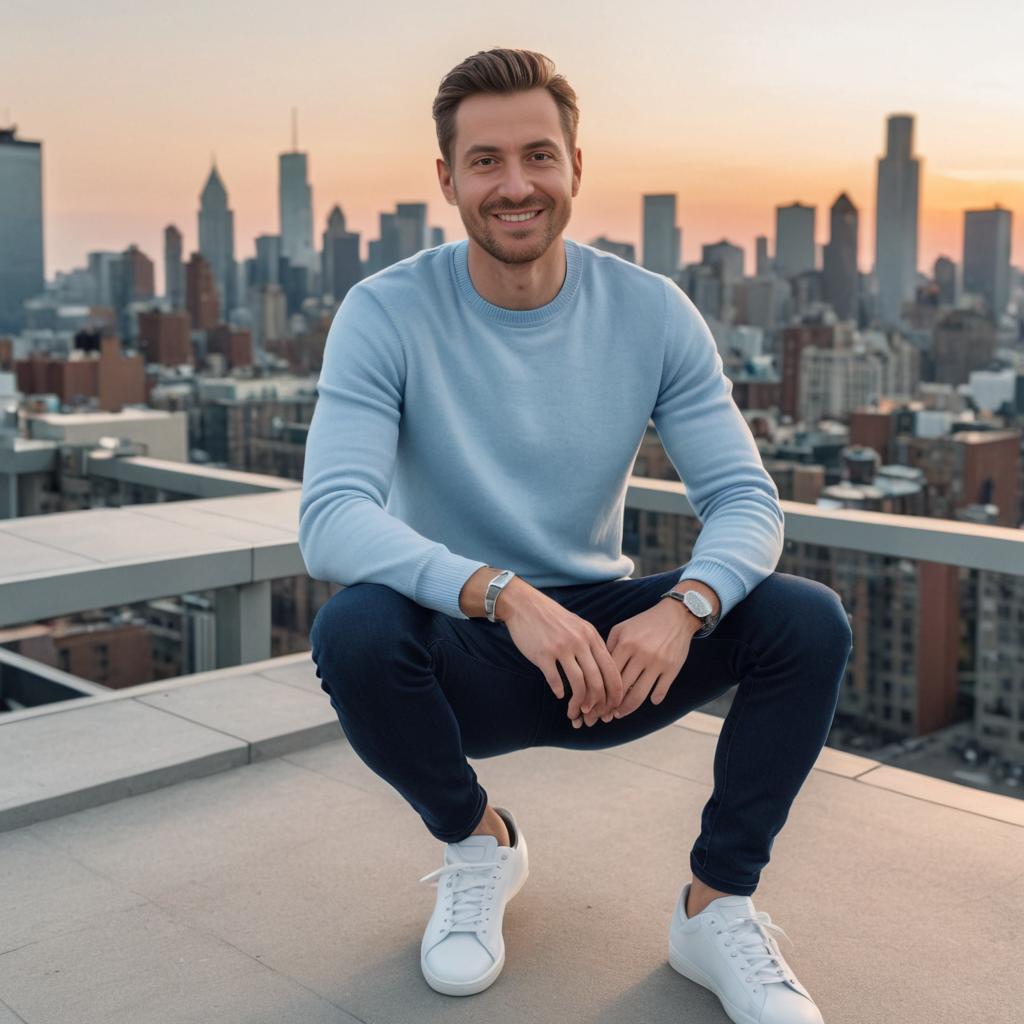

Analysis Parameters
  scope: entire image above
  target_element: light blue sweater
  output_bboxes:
[299,237,784,632]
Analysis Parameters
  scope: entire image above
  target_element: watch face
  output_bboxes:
[683,590,712,617]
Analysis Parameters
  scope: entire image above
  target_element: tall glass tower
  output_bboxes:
[279,110,315,272]
[642,194,680,278]
[874,114,921,326]
[0,126,44,332]
[198,161,236,322]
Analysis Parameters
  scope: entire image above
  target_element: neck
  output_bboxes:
[466,237,567,310]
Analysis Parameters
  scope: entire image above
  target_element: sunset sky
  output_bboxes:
[6,0,1023,284]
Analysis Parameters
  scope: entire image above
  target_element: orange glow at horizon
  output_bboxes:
[10,1,1023,283]
[39,141,1023,285]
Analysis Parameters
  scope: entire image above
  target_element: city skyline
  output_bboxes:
[6,1,1023,280]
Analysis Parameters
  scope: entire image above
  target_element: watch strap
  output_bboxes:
[485,569,516,622]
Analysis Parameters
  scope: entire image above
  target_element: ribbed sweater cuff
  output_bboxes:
[415,549,491,620]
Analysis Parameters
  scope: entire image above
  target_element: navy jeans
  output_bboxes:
[309,569,854,896]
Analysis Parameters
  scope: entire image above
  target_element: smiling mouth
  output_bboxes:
[493,209,544,225]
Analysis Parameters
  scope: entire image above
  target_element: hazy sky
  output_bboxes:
[6,0,1023,282]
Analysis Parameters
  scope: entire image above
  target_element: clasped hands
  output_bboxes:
[502,587,698,730]
[569,598,696,729]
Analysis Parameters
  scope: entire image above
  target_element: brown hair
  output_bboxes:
[432,48,580,170]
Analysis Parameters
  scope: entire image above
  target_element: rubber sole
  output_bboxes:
[420,846,530,997]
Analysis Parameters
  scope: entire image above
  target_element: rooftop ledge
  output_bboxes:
[2,475,1023,631]
[0,653,1021,1022]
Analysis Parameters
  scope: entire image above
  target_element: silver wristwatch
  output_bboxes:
[660,587,719,638]
[485,569,517,623]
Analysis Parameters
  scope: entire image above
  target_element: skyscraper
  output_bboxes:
[121,244,155,300]
[775,202,816,277]
[755,235,770,276]
[164,225,184,310]
[395,203,428,260]
[118,243,155,339]
[0,126,44,332]
[87,250,123,308]
[934,256,958,306]
[370,203,429,271]
[185,252,219,331]
[321,205,362,304]
[822,193,859,320]
[702,240,744,281]
[254,235,282,287]
[963,205,1013,320]
[874,114,921,326]
[700,239,745,322]
[279,112,315,272]
[642,194,680,278]
[198,161,236,322]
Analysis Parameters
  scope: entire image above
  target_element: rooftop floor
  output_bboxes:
[1,654,1021,1023]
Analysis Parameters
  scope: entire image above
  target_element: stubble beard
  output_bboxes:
[456,194,570,266]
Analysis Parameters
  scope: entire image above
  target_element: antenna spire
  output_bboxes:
[292,107,298,151]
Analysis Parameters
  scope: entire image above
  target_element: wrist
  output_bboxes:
[493,576,528,623]
[661,595,703,634]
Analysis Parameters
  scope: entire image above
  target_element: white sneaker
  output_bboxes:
[418,806,529,996]
[668,882,825,1023]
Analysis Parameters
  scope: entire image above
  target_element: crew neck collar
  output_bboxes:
[451,237,582,327]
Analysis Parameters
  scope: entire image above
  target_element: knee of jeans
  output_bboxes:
[810,582,854,653]
[311,582,415,671]
[311,589,395,667]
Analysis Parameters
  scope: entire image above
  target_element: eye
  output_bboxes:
[473,153,554,167]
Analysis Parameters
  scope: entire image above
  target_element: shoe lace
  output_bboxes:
[419,858,503,932]
[721,911,795,986]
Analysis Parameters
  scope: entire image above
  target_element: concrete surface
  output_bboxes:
[1,652,1022,1023]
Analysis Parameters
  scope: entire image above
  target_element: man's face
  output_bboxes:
[437,87,582,266]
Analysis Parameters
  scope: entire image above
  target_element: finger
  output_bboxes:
[613,668,658,719]
[562,657,588,719]
[541,660,565,700]
[610,655,643,714]
[611,685,637,720]
[590,635,624,711]
[574,645,606,719]
[650,668,675,706]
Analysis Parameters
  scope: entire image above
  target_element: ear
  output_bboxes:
[571,146,582,197]
[436,158,456,204]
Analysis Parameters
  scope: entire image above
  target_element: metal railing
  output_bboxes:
[3,472,1022,669]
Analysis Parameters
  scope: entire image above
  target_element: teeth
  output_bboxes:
[497,211,540,222]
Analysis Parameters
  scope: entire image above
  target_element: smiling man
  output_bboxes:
[439,86,576,311]
[301,47,852,1022]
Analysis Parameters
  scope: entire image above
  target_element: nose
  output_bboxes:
[495,161,534,205]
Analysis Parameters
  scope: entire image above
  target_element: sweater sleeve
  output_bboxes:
[651,278,785,636]
[298,283,489,619]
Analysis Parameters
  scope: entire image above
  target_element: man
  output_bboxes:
[300,46,853,1023]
